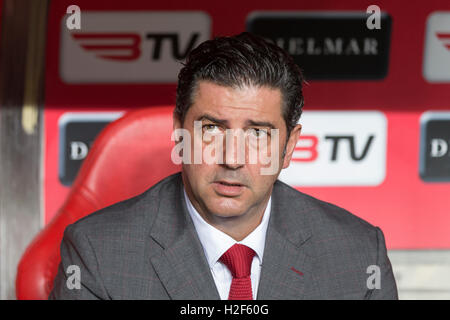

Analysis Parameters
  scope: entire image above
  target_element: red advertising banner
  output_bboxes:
[44,0,450,249]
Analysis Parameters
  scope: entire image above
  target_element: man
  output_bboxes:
[49,32,398,300]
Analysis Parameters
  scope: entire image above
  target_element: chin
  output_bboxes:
[211,210,246,219]
[207,198,248,218]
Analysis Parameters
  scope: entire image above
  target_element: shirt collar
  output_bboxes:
[183,187,271,269]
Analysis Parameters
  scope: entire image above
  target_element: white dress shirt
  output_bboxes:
[183,188,272,300]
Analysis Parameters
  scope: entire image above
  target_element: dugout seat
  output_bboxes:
[16,106,180,299]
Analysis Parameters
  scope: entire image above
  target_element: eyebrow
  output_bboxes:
[245,120,276,130]
[196,114,228,126]
[196,114,277,129]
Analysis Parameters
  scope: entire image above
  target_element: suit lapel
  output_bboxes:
[148,174,220,300]
[149,229,220,300]
[257,181,317,300]
[256,227,315,299]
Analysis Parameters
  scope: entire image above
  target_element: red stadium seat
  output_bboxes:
[16,106,180,300]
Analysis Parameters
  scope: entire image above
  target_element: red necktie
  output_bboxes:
[219,243,256,300]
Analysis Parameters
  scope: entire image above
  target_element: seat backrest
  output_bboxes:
[16,106,180,299]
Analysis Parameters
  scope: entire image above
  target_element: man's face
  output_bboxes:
[174,81,301,221]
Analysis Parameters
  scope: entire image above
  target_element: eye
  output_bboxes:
[247,128,268,138]
[202,124,221,134]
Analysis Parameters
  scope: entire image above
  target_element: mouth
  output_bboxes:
[212,180,246,197]
[216,180,245,187]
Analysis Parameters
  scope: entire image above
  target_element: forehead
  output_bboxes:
[188,81,284,124]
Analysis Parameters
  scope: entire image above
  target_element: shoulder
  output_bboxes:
[274,179,376,231]
[272,180,395,299]
[65,172,182,239]
[273,179,380,253]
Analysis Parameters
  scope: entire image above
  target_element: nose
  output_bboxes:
[223,161,243,170]
[222,130,245,170]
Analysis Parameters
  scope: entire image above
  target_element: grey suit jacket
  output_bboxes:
[49,172,398,299]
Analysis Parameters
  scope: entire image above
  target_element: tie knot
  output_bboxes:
[219,244,256,278]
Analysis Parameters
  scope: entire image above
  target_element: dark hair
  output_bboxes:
[175,32,305,135]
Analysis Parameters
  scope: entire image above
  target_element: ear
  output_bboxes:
[282,124,302,169]
[173,112,183,143]
[173,112,182,131]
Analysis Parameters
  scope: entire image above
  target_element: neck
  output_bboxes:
[205,201,268,241]
[183,179,271,242]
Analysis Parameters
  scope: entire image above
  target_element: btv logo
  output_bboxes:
[71,32,200,62]
[292,135,374,162]
[60,11,210,83]
[423,12,450,82]
[436,33,450,50]
[279,111,387,187]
